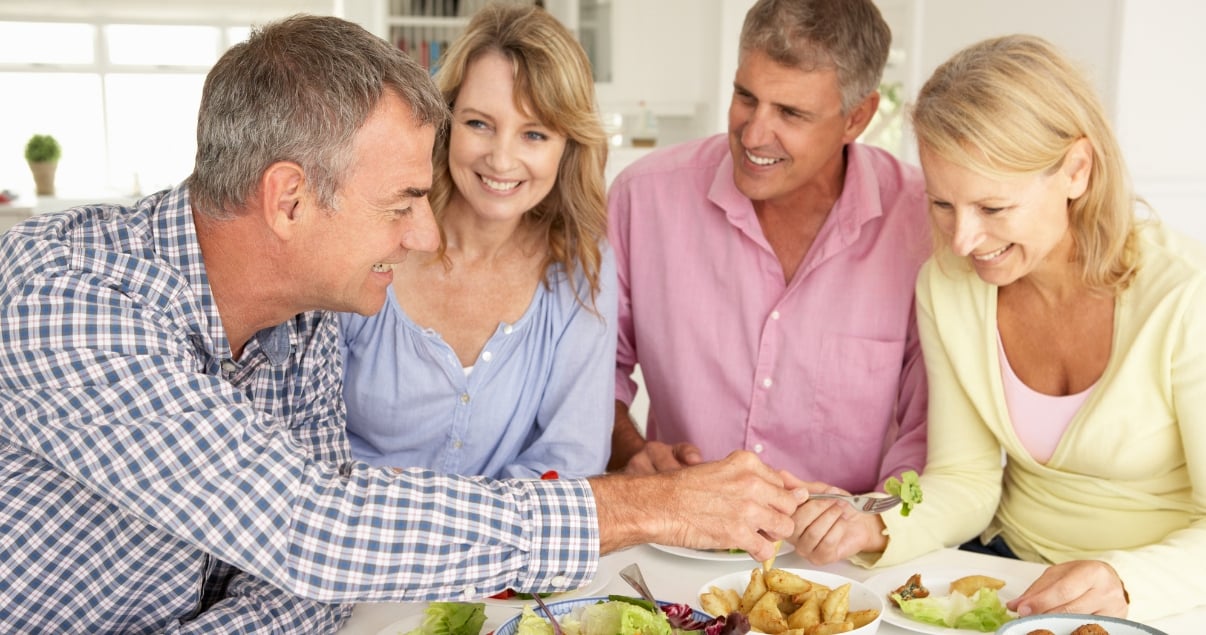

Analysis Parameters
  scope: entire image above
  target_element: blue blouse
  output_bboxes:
[340,247,617,479]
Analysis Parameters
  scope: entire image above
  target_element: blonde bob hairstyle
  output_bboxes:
[429,3,608,310]
[911,34,1139,292]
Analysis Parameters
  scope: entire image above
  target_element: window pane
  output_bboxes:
[227,26,252,47]
[105,74,206,195]
[105,24,221,66]
[0,22,95,64]
[0,73,108,197]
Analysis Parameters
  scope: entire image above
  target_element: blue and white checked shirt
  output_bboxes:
[0,184,599,633]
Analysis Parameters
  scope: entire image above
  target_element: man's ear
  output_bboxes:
[842,91,880,143]
[260,161,306,239]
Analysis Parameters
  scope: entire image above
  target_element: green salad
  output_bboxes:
[404,602,487,635]
[891,588,1014,632]
[516,599,674,635]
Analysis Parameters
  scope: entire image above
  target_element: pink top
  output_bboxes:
[997,332,1094,463]
[608,134,931,492]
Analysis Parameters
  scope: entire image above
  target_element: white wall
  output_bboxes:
[1114,1,1206,243]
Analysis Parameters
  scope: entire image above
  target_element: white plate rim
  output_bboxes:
[862,567,1032,635]
[696,567,884,634]
[374,612,424,635]
[481,574,610,607]
[649,541,792,562]
[996,613,1169,635]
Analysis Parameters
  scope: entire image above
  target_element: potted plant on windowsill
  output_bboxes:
[25,134,62,196]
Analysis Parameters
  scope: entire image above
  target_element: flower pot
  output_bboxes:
[29,160,57,196]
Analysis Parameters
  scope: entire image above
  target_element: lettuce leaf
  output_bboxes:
[892,588,1014,632]
[884,470,923,516]
[405,602,487,635]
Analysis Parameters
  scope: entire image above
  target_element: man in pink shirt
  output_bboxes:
[608,0,929,499]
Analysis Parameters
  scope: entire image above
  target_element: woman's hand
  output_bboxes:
[779,479,888,565]
[1009,560,1130,617]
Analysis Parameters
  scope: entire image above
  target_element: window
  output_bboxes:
[0,1,326,200]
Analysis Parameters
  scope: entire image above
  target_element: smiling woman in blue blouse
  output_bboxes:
[340,3,615,479]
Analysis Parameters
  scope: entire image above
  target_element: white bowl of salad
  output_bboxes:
[495,595,734,635]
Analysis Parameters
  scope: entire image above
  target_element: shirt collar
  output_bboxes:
[707,142,889,237]
[148,183,295,367]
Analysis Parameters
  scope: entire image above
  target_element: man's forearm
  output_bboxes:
[588,471,660,553]
[608,399,646,471]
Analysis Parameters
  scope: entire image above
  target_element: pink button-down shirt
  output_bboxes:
[608,134,929,493]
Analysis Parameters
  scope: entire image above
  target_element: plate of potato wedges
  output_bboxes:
[698,567,883,635]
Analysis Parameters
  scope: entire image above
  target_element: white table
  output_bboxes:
[339,544,1198,635]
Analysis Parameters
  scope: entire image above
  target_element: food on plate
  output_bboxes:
[516,596,750,635]
[403,601,487,635]
[888,573,1014,632]
[883,470,923,516]
[1070,625,1110,635]
[1025,629,1055,635]
[699,567,880,635]
[889,573,929,605]
[948,574,1006,597]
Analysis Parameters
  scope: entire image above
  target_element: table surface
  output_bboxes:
[338,544,1197,635]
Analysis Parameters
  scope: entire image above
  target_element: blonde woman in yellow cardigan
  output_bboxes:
[785,35,1206,621]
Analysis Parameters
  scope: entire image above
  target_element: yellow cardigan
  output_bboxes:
[858,223,1206,620]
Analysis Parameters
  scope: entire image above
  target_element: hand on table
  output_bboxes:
[779,478,888,565]
[1010,560,1130,618]
[622,440,703,474]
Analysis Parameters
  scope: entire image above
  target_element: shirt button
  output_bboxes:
[503,325,514,335]
[462,585,476,599]
[460,393,470,404]
[453,439,463,449]
[770,310,780,320]
[482,351,493,362]
[220,360,237,374]
[762,377,773,388]
[550,575,568,586]
[753,443,764,453]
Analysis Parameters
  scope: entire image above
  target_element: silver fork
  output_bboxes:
[531,592,564,635]
[808,493,902,514]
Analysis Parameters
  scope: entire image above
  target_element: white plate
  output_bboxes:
[375,613,423,635]
[996,613,1169,635]
[493,595,713,635]
[697,567,883,635]
[649,541,792,562]
[863,568,1032,634]
[482,574,609,607]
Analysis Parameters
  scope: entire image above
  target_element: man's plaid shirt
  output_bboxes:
[0,184,598,633]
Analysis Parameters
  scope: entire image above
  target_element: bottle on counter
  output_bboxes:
[630,100,659,148]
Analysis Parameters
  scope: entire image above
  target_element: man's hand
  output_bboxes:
[1009,560,1130,618]
[591,450,805,561]
[623,440,703,474]
[609,400,702,473]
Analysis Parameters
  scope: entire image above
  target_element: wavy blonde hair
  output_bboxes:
[911,34,1139,292]
[429,3,608,310]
